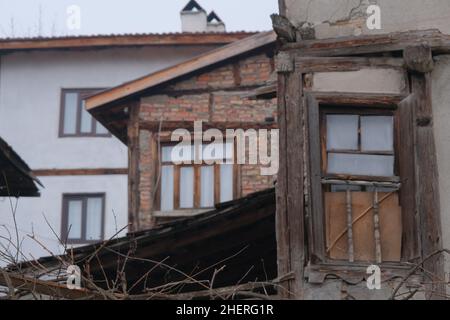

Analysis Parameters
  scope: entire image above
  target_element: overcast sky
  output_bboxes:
[0,0,278,38]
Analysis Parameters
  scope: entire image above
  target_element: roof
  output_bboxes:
[182,0,206,13]
[0,137,42,197]
[85,31,277,112]
[0,31,256,52]
[207,11,223,23]
[15,188,276,295]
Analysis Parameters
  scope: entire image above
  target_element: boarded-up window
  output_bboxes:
[158,142,235,211]
[320,107,401,263]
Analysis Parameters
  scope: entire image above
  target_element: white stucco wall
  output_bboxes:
[283,0,450,39]
[311,68,406,94]
[432,55,450,272]
[0,44,217,263]
[0,175,127,263]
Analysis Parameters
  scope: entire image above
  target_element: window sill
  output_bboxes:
[153,209,212,218]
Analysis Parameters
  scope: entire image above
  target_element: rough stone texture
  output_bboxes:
[283,0,450,39]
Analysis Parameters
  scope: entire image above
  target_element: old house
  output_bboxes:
[85,31,278,230]
[0,2,253,260]
[273,0,450,299]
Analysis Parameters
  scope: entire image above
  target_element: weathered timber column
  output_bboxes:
[405,44,444,299]
[275,50,305,299]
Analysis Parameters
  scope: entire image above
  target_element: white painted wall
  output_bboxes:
[432,55,450,277]
[0,175,127,263]
[283,0,450,39]
[0,44,217,264]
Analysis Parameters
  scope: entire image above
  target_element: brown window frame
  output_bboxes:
[155,141,239,212]
[306,92,419,267]
[61,193,106,244]
[59,88,111,138]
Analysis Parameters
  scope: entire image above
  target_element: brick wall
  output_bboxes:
[135,50,277,229]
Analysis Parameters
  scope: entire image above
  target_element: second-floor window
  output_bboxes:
[158,142,235,212]
[59,89,110,137]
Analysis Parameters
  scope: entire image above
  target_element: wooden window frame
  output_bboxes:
[155,140,240,212]
[61,193,106,244]
[59,88,111,138]
[320,106,398,183]
[306,92,419,268]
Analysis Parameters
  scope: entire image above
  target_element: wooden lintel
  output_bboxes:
[283,29,450,57]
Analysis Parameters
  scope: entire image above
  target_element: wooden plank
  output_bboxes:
[306,94,326,262]
[285,70,305,298]
[33,168,128,176]
[411,73,444,299]
[275,72,291,298]
[308,92,406,108]
[86,31,277,110]
[325,192,402,263]
[397,95,420,261]
[127,103,140,232]
[283,29,450,56]
[295,56,404,73]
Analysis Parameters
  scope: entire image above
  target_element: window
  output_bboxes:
[61,194,105,244]
[320,107,402,263]
[158,142,235,212]
[59,89,110,137]
[305,93,417,267]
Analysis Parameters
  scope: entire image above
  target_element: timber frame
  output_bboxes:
[275,29,446,299]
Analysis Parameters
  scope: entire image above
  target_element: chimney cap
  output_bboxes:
[207,11,223,24]
[182,0,206,13]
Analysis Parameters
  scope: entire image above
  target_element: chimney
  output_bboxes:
[207,11,226,32]
[180,0,207,33]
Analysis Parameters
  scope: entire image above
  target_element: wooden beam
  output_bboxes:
[404,45,434,73]
[283,29,450,57]
[275,57,305,299]
[295,56,404,73]
[128,103,140,233]
[139,121,278,132]
[0,270,102,300]
[32,168,127,176]
[285,70,305,299]
[411,73,444,299]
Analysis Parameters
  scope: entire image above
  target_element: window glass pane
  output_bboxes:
[200,166,214,207]
[326,115,359,150]
[180,167,194,208]
[361,116,394,151]
[67,200,82,239]
[161,166,174,211]
[85,197,103,241]
[202,143,233,161]
[162,145,194,163]
[63,93,78,135]
[220,164,233,202]
[95,121,109,135]
[80,102,93,133]
[328,153,394,176]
